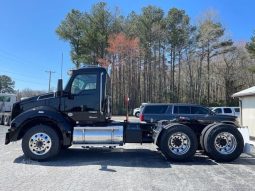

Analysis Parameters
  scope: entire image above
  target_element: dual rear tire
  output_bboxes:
[159,123,244,162]
[159,124,198,161]
[201,123,244,162]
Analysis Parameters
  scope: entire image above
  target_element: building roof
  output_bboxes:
[232,86,255,97]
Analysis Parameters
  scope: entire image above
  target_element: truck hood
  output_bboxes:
[11,93,57,120]
[20,93,55,103]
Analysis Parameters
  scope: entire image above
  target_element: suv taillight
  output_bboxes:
[140,113,144,121]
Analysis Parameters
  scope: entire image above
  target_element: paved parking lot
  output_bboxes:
[1,123,255,191]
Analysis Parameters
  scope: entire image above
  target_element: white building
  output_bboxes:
[233,86,255,138]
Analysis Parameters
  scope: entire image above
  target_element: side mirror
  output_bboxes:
[56,79,63,97]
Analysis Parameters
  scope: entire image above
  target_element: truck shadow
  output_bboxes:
[12,148,226,168]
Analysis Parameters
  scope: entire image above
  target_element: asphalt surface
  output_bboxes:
[1,121,255,191]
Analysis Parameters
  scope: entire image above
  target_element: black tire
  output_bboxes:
[204,124,244,162]
[0,116,3,125]
[159,124,198,161]
[62,145,71,150]
[135,112,140,118]
[200,123,217,151]
[22,124,61,161]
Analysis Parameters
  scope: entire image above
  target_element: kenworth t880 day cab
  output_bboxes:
[5,66,244,162]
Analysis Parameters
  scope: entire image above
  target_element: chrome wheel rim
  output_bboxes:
[168,132,190,155]
[214,132,237,155]
[29,132,52,155]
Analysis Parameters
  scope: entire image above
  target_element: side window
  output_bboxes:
[234,108,240,112]
[224,108,232,114]
[71,74,97,95]
[178,106,191,114]
[0,96,10,102]
[173,106,178,114]
[143,105,168,114]
[214,108,222,114]
[191,106,209,114]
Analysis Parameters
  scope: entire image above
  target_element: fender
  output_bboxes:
[153,121,181,145]
[221,120,240,127]
[6,106,73,145]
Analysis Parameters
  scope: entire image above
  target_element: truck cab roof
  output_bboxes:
[69,66,108,76]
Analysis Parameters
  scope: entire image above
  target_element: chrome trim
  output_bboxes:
[107,96,110,114]
[88,111,98,114]
[168,132,190,155]
[214,132,237,155]
[37,94,54,101]
[71,144,120,148]
[100,72,103,114]
[89,116,98,119]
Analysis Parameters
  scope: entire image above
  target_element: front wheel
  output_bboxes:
[159,124,198,161]
[22,124,60,161]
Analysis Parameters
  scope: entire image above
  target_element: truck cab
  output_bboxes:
[10,67,111,125]
[62,67,111,124]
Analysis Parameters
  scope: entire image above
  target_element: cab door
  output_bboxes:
[63,72,100,124]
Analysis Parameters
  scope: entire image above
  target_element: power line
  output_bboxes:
[0,49,35,65]
[12,77,46,86]
[45,70,56,92]
[0,69,47,80]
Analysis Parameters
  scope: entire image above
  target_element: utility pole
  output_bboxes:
[45,70,55,92]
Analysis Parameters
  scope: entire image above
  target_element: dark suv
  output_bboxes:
[140,103,237,125]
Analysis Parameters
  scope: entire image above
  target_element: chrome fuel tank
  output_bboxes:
[72,125,123,145]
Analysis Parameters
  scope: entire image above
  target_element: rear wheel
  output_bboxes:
[135,112,140,118]
[22,124,60,161]
[204,124,244,162]
[160,124,198,161]
[200,123,217,151]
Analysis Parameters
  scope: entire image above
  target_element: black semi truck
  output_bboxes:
[5,66,244,162]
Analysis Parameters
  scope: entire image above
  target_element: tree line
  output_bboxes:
[56,2,255,114]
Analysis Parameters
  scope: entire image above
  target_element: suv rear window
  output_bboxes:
[143,105,168,114]
[224,108,232,113]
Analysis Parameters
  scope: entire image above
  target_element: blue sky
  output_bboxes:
[0,0,254,91]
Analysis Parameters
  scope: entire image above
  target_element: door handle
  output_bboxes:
[88,111,98,114]
[89,116,98,119]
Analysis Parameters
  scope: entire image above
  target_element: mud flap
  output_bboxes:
[238,127,252,154]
